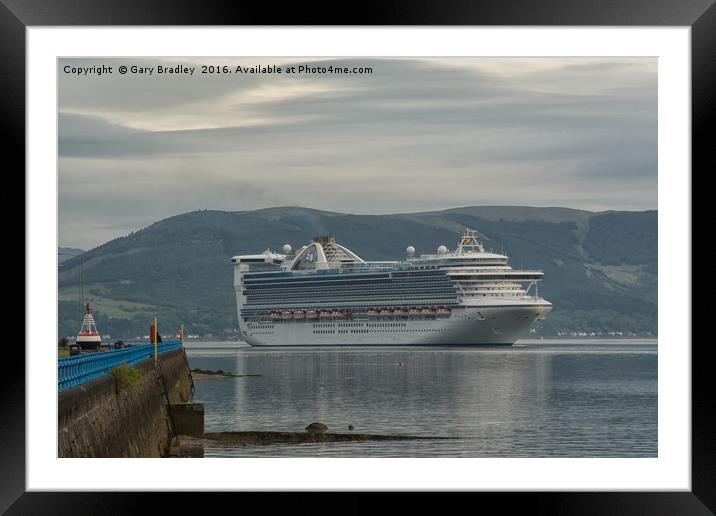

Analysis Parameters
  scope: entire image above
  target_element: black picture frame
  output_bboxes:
[6,0,707,513]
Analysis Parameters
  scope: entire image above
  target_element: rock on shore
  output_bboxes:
[305,422,329,434]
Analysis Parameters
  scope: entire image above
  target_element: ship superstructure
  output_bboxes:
[231,229,551,346]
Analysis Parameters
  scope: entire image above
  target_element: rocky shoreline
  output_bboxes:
[203,431,452,445]
[190,368,261,379]
[172,431,453,456]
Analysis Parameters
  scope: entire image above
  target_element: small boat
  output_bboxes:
[306,310,319,319]
[293,310,305,319]
[367,309,379,317]
[319,310,332,319]
[281,311,293,319]
[270,311,282,320]
[332,310,345,318]
[409,308,422,317]
[437,307,451,317]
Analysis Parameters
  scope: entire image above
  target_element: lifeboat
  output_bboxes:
[409,308,422,317]
[332,310,345,318]
[437,307,451,318]
[399,308,410,318]
[281,311,293,319]
[270,311,281,320]
[293,310,305,319]
[319,310,332,319]
[306,310,319,319]
[367,309,378,317]
[421,308,434,316]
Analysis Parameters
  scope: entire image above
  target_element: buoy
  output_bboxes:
[76,302,102,351]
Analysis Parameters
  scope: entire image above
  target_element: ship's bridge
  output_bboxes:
[405,228,545,299]
[410,229,509,266]
[414,253,509,266]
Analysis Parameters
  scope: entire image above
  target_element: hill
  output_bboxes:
[58,206,657,339]
[58,247,85,264]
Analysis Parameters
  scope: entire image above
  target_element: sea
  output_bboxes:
[184,339,657,457]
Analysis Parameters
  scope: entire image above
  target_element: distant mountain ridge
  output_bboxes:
[58,247,85,264]
[58,205,657,339]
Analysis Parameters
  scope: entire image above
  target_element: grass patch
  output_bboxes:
[111,363,142,389]
[58,348,69,358]
[58,286,157,318]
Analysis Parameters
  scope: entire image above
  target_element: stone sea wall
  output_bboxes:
[58,348,193,457]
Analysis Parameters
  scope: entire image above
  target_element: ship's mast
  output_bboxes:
[455,228,485,254]
[78,257,85,322]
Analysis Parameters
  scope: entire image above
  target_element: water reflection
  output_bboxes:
[185,341,656,457]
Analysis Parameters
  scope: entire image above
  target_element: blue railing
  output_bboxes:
[58,340,182,392]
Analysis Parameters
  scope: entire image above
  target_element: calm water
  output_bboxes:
[185,340,657,457]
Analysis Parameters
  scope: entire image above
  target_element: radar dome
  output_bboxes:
[437,245,448,255]
[282,244,292,254]
[406,246,416,256]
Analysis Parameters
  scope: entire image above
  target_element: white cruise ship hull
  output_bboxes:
[240,302,552,347]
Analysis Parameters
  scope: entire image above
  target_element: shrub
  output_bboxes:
[58,337,69,349]
[111,363,142,390]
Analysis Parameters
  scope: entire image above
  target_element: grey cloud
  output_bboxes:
[58,57,657,249]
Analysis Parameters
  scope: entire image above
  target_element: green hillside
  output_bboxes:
[58,206,657,339]
[58,247,85,263]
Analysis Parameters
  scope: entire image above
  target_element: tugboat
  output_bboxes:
[76,302,102,351]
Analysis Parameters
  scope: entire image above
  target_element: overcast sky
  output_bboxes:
[58,57,657,250]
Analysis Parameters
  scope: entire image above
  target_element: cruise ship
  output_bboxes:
[231,229,551,346]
